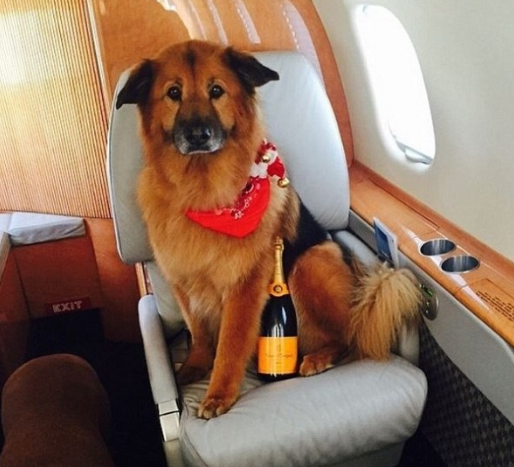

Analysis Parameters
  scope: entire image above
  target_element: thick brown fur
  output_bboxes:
[117,40,422,419]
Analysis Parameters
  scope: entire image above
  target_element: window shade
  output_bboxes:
[0,0,110,218]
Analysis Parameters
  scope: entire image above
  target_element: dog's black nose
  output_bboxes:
[185,124,212,147]
[172,116,226,154]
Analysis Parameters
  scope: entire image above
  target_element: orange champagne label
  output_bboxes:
[258,336,298,375]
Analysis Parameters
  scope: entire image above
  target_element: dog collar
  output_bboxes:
[186,140,289,238]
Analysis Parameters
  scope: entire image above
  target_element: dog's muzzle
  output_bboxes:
[172,117,226,155]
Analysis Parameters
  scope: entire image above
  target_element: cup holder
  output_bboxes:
[440,255,480,274]
[420,238,456,256]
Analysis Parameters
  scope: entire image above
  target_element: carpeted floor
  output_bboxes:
[0,310,445,467]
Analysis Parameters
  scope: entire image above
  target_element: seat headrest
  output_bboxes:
[107,51,349,264]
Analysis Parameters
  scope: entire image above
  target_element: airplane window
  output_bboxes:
[356,5,435,164]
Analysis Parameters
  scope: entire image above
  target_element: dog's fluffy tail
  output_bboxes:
[349,262,421,360]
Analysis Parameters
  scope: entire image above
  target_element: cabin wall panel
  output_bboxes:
[7,220,141,343]
[86,218,141,343]
[0,0,356,221]
[88,0,190,110]
[0,0,110,218]
[12,235,104,319]
[90,0,354,165]
[419,323,514,466]
[314,0,514,263]
[349,209,514,455]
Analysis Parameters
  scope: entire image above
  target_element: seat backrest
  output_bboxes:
[107,51,350,336]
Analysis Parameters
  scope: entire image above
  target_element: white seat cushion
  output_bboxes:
[179,357,427,467]
[0,212,12,233]
[7,212,85,246]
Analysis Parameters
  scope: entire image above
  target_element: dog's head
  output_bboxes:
[116,40,279,156]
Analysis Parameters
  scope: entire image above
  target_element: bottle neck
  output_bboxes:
[268,237,290,297]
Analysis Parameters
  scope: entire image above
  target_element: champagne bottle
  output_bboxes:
[258,237,298,381]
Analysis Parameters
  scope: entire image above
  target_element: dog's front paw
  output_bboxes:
[197,394,237,419]
[299,354,335,377]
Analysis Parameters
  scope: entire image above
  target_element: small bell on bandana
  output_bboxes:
[277,177,290,188]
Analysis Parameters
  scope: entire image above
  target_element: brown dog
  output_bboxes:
[116,40,421,419]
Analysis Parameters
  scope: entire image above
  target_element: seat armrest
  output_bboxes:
[331,229,378,268]
[139,295,181,441]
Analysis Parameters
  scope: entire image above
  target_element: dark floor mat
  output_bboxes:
[26,309,105,358]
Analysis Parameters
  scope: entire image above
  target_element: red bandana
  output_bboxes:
[186,141,288,237]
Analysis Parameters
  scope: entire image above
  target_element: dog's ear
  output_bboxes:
[225,48,279,94]
[116,60,155,109]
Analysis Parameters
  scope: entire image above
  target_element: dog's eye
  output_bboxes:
[209,85,225,100]
[166,85,182,102]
